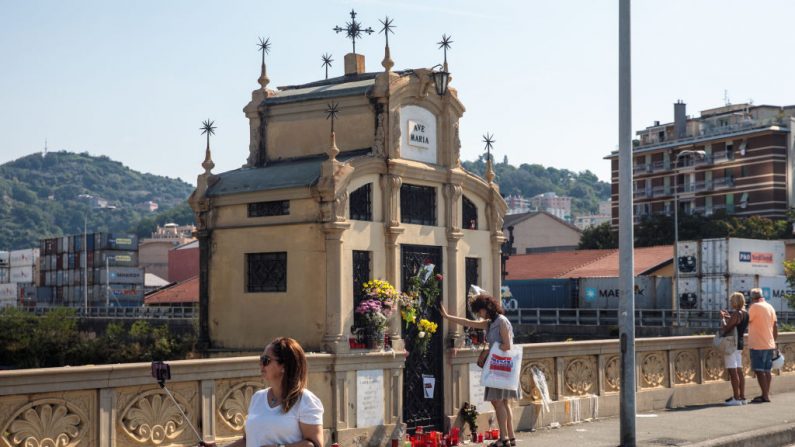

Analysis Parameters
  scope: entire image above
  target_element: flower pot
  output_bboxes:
[365,329,385,350]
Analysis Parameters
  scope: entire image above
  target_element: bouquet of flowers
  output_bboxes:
[355,299,390,334]
[460,402,479,439]
[414,318,439,356]
[399,290,419,329]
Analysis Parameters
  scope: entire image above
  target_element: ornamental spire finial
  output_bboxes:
[200,119,217,174]
[257,37,271,89]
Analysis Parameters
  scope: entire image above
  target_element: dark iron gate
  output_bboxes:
[401,244,444,431]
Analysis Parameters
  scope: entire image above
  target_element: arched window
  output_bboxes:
[462,196,478,230]
[349,183,372,221]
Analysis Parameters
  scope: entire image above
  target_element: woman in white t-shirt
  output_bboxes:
[228,337,324,447]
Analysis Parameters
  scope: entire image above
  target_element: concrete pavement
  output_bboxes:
[508,391,795,446]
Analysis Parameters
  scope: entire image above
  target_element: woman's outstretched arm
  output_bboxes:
[440,304,490,330]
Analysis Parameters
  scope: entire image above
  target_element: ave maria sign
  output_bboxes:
[400,105,437,163]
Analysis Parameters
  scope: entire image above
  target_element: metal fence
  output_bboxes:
[8,306,197,320]
[505,308,795,329]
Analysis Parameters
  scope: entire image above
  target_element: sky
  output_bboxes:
[2,0,795,186]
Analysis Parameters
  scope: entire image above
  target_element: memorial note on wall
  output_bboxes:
[356,369,385,427]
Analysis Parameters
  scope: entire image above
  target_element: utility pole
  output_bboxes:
[618,0,637,445]
[83,217,88,311]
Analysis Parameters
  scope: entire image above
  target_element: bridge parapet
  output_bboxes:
[0,335,793,447]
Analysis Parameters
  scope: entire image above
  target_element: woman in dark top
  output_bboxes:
[441,294,520,447]
[720,292,749,405]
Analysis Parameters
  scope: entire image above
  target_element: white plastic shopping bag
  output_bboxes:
[480,342,523,391]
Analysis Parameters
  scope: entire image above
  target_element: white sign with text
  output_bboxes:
[400,105,437,163]
[468,362,487,410]
[356,369,385,428]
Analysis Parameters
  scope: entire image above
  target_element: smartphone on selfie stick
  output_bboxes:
[151,361,216,447]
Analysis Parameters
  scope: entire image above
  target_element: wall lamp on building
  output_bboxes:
[431,65,450,96]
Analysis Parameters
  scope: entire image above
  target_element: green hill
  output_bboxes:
[0,151,195,250]
[463,156,611,215]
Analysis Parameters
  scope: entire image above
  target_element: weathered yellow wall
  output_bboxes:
[209,224,327,351]
[266,99,375,160]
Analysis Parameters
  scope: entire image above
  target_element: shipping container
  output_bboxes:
[97,267,145,285]
[87,251,94,269]
[0,283,18,300]
[37,286,53,306]
[18,283,36,306]
[0,297,17,309]
[503,279,575,309]
[43,238,56,255]
[67,253,75,270]
[0,268,8,284]
[579,276,670,309]
[95,284,144,306]
[56,271,64,287]
[676,241,700,275]
[701,238,785,276]
[700,275,727,311]
[10,248,39,267]
[10,266,34,283]
[677,277,699,309]
[0,251,9,266]
[728,275,757,298]
[759,276,794,312]
[96,250,139,267]
[54,286,64,305]
[87,235,95,251]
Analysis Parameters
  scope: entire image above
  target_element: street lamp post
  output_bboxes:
[672,149,705,325]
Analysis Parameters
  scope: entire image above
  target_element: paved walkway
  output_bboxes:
[509,391,795,446]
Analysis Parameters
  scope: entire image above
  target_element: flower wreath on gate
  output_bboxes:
[399,259,442,357]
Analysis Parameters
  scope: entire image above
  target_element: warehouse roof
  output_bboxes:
[505,245,672,280]
[144,276,198,305]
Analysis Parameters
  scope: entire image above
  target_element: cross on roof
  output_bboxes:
[333,9,374,54]
[482,132,495,160]
[321,53,333,79]
[379,16,395,47]
[257,37,271,65]
[326,102,340,134]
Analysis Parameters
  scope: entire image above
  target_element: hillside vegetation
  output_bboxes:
[463,156,611,215]
[0,151,195,249]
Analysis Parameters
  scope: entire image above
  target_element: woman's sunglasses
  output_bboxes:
[260,355,278,366]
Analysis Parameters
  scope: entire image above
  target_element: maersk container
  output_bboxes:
[759,276,793,312]
[503,279,574,309]
[10,266,34,283]
[10,248,39,267]
[677,277,699,309]
[0,283,18,300]
[701,238,785,276]
[578,276,668,309]
[677,241,700,275]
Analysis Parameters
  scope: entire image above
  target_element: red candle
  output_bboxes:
[477,433,483,443]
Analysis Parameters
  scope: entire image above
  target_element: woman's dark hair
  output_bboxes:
[269,337,308,413]
[470,294,503,321]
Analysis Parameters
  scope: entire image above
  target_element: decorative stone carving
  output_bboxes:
[219,382,261,431]
[703,349,725,381]
[373,110,386,158]
[4,400,87,447]
[381,174,402,227]
[563,357,595,396]
[520,359,555,402]
[673,350,698,384]
[604,355,621,392]
[120,390,192,445]
[640,352,667,388]
[781,343,794,373]
[452,121,461,167]
[389,109,401,159]
[443,184,463,233]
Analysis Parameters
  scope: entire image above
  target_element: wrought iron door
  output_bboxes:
[401,244,444,431]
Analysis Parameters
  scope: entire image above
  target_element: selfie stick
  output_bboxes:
[155,366,205,445]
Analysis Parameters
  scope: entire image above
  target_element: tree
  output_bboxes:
[578,222,618,249]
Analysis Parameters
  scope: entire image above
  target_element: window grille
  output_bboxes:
[248,200,289,217]
[246,252,287,292]
[349,184,373,221]
[352,250,371,304]
[462,196,478,230]
[400,184,436,225]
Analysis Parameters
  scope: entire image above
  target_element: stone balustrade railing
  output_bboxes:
[1,334,793,447]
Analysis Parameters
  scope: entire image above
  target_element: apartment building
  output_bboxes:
[607,102,795,224]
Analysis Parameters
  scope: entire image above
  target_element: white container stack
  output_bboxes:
[0,248,41,308]
[676,238,787,312]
